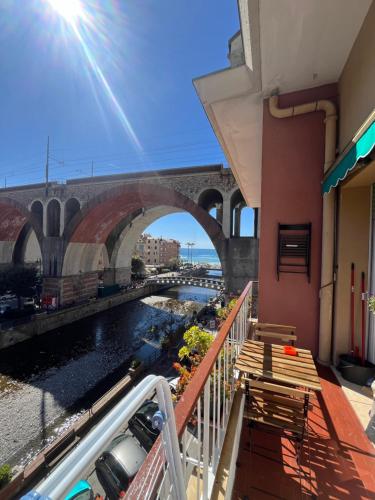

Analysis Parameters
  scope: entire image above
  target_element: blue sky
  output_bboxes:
[147,211,254,249]
[0,0,245,248]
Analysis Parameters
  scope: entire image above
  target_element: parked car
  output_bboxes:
[95,434,147,500]
[64,480,94,500]
[128,400,160,452]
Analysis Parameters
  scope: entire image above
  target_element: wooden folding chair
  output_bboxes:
[253,322,297,345]
[242,377,310,464]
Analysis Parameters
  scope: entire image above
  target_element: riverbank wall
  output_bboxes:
[0,284,170,351]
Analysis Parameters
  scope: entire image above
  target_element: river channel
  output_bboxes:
[0,285,217,468]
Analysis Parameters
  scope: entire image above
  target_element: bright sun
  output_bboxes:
[47,0,84,24]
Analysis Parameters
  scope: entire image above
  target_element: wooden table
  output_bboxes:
[235,339,322,392]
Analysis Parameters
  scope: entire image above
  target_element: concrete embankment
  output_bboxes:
[0,284,168,350]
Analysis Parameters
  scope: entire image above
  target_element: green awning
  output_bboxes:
[323,120,375,194]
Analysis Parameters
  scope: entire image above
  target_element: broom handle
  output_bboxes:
[351,263,355,353]
[361,271,366,366]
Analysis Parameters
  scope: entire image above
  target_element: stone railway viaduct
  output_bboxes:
[0,165,258,305]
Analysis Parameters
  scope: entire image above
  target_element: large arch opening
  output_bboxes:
[62,183,226,296]
[0,198,43,267]
[47,199,61,237]
[13,225,43,271]
[111,206,182,271]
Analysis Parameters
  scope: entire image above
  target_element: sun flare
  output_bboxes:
[42,0,142,152]
[47,0,84,24]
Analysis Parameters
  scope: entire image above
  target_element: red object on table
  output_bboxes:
[284,346,297,356]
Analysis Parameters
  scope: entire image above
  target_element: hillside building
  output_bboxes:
[134,234,180,266]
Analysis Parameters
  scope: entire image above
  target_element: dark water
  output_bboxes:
[0,286,217,467]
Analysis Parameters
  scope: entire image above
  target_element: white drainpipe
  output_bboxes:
[269,94,337,364]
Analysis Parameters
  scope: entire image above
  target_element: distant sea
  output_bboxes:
[180,247,220,266]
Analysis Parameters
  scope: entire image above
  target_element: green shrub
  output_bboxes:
[178,326,214,360]
[0,464,12,488]
[215,298,238,322]
[130,358,141,369]
[216,307,228,320]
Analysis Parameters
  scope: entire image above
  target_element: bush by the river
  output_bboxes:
[216,298,238,323]
[0,464,12,488]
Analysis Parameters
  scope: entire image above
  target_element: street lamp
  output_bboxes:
[186,242,195,265]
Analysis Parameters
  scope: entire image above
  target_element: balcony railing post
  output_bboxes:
[155,380,187,500]
[216,351,221,451]
[222,343,226,432]
[197,397,202,500]
[182,428,187,481]
[212,361,217,470]
[203,377,210,499]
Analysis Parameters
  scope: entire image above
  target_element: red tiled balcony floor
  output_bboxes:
[232,366,375,499]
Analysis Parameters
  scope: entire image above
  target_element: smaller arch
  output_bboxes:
[65,198,81,227]
[230,189,257,237]
[198,189,223,225]
[31,200,43,229]
[47,199,61,237]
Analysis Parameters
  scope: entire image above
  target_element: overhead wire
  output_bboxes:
[0,138,225,186]
[0,124,217,170]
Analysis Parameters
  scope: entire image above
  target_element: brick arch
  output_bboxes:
[67,183,225,243]
[0,197,44,265]
[62,183,226,276]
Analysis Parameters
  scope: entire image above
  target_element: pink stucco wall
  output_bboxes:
[258,84,338,355]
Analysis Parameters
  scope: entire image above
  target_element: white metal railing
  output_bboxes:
[126,280,255,499]
[22,375,185,500]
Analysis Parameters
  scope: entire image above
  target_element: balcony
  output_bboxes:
[28,280,375,499]
[125,280,375,499]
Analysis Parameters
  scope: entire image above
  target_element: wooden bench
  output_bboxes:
[253,322,297,345]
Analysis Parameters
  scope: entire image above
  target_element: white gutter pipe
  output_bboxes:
[269,94,337,364]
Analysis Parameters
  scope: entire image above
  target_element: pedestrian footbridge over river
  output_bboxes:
[147,275,225,291]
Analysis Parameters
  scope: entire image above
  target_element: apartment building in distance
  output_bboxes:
[134,233,180,266]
